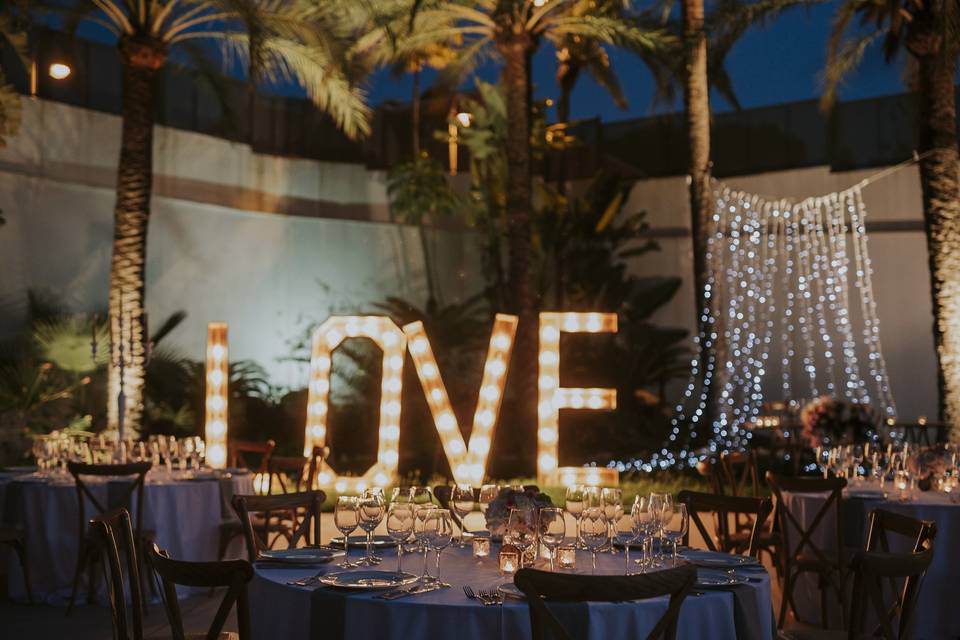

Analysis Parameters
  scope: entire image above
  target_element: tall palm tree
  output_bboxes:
[397,0,671,323]
[54,0,372,434]
[824,0,960,434]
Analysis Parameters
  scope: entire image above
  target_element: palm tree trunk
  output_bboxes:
[683,0,722,436]
[412,69,421,158]
[106,37,166,435]
[915,54,960,437]
[556,68,576,196]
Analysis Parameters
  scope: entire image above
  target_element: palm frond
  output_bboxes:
[820,29,882,110]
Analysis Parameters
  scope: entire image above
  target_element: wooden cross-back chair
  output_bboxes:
[66,461,152,615]
[231,491,325,559]
[766,473,848,629]
[90,508,144,640]
[677,490,772,557]
[148,543,254,640]
[719,450,762,498]
[514,565,697,640]
[227,440,275,476]
[267,456,309,494]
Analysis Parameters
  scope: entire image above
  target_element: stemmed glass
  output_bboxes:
[649,492,672,561]
[386,502,415,576]
[632,496,655,571]
[411,486,434,508]
[581,506,608,574]
[391,486,413,504]
[614,512,640,574]
[451,484,475,546]
[414,506,436,582]
[423,509,453,587]
[537,507,566,571]
[479,484,499,518]
[506,507,537,567]
[565,485,586,549]
[357,489,385,566]
[601,488,622,555]
[334,496,360,568]
[662,504,689,565]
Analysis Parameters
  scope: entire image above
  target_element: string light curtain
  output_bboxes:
[668,180,897,462]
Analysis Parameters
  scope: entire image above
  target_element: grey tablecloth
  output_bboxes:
[249,544,775,640]
[782,485,958,639]
[4,469,253,604]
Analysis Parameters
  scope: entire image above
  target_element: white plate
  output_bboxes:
[258,547,345,564]
[497,582,525,600]
[318,570,418,590]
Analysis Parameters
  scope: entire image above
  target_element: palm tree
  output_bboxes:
[397,0,671,324]
[824,0,960,434]
[52,0,372,435]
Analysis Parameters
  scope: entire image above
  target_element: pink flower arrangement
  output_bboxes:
[483,487,553,538]
[801,396,880,446]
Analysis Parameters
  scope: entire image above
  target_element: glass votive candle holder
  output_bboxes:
[472,537,491,558]
[557,546,576,570]
[499,546,520,576]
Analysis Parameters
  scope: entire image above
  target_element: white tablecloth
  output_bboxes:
[4,469,253,604]
[250,544,775,640]
[782,484,958,639]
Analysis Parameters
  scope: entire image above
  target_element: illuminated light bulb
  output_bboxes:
[480,385,499,402]
[539,351,558,366]
[587,395,604,409]
[492,333,510,350]
[318,472,331,485]
[538,401,554,418]
[383,425,400,440]
[211,344,225,361]
[430,388,444,402]
[206,444,226,468]
[335,480,347,493]
[487,359,506,377]
[326,330,343,347]
[411,337,429,354]
[309,401,328,417]
[345,320,360,336]
[313,356,331,371]
[538,375,558,389]
[382,450,399,465]
[539,427,557,443]
[448,439,465,455]
[541,326,560,342]
[385,377,402,393]
[385,400,401,417]
[310,378,330,393]
[374,472,389,487]
[455,463,470,480]
[569,393,585,409]
[382,331,399,346]
[355,481,368,493]
[562,315,580,332]
[422,363,438,378]
[586,470,600,485]
[208,420,226,437]
[49,62,71,80]
[471,436,490,455]
[538,453,557,470]
[468,464,483,483]
[585,313,602,332]
[388,355,404,371]
[209,369,224,387]
[476,410,494,428]
[208,396,225,411]
[310,425,325,439]
[438,412,456,432]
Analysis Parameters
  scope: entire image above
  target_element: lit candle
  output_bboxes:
[499,546,519,576]
[557,546,576,570]
[472,537,491,558]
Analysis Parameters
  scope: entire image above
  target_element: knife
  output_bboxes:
[376,583,444,600]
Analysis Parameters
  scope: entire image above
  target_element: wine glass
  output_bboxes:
[414,505,436,582]
[357,489,385,566]
[662,504,689,565]
[537,507,566,571]
[333,496,360,568]
[565,485,586,549]
[506,507,537,567]
[391,486,413,504]
[386,502,415,576]
[411,486,434,507]
[479,484,499,516]
[581,507,608,574]
[614,512,640,574]
[423,509,453,586]
[632,496,655,571]
[451,484,475,546]
[601,488,622,555]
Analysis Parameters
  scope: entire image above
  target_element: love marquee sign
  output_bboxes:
[206,312,617,490]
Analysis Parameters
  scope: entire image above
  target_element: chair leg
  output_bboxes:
[9,539,34,604]
[778,570,794,628]
[66,540,88,616]
[818,573,830,629]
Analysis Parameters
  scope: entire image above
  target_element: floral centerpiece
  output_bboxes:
[484,486,553,539]
[800,396,880,446]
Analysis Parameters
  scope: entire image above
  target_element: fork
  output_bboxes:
[463,585,484,604]
[288,571,324,586]
[479,588,502,605]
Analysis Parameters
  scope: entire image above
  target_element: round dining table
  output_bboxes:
[2,468,253,604]
[782,483,958,640]
[250,543,775,640]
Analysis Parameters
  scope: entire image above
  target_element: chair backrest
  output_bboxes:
[147,544,254,640]
[677,490,772,557]
[227,439,275,474]
[765,472,847,571]
[231,491,325,559]
[304,445,328,490]
[719,450,761,498]
[267,456,308,494]
[865,509,936,554]
[90,508,144,640]
[847,543,935,639]
[67,461,152,549]
[515,565,697,640]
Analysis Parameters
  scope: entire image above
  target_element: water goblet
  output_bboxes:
[565,485,586,549]
[506,507,537,566]
[614,512,641,574]
[386,502,415,575]
[537,507,566,571]
[581,507,608,574]
[601,488,622,554]
[662,504,688,565]
[333,496,360,568]
[479,484,499,516]
[414,506,437,582]
[451,484,475,546]
[632,496,655,571]
[358,489,386,566]
[423,509,454,587]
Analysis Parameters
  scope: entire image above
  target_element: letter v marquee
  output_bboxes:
[403,314,518,485]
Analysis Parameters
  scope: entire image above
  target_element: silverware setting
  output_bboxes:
[377,582,446,600]
[287,571,325,586]
[463,585,502,605]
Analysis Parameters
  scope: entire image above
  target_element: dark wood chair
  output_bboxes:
[0,524,33,603]
[514,564,697,640]
[232,491,325,560]
[780,533,936,640]
[267,456,310,494]
[865,508,936,554]
[89,508,144,640]
[227,440,275,479]
[717,451,782,573]
[766,472,848,629]
[66,461,152,615]
[677,490,772,558]
[147,543,254,640]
